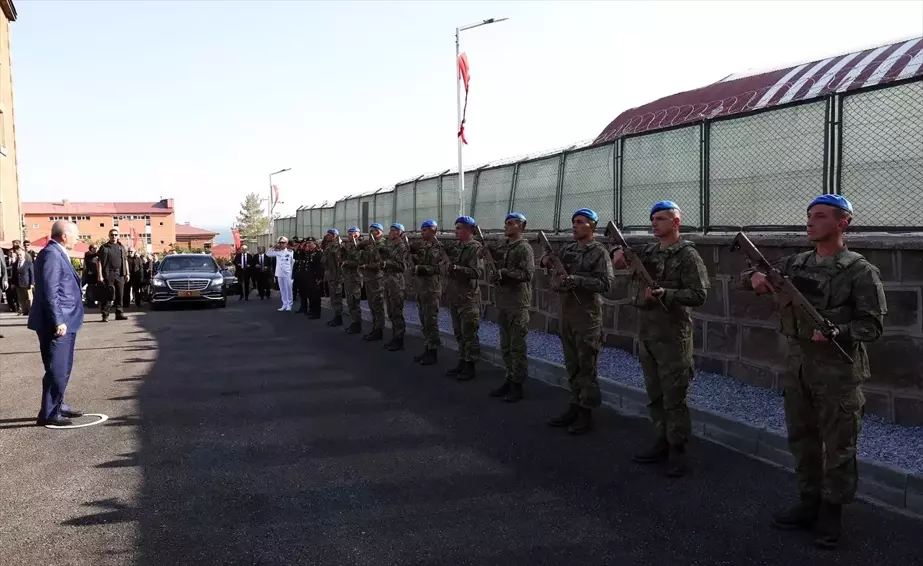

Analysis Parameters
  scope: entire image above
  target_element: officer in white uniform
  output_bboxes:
[266,236,295,311]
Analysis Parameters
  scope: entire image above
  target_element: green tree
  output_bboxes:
[235,192,270,243]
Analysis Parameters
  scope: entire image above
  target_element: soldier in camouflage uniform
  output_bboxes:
[412,219,444,366]
[360,223,387,342]
[613,201,709,478]
[381,223,408,352]
[341,226,364,335]
[483,212,534,402]
[444,216,484,381]
[542,208,613,434]
[743,195,886,549]
[322,229,344,327]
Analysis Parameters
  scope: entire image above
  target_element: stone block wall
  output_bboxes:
[421,232,923,425]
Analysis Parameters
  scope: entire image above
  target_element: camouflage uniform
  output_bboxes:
[413,240,444,351]
[744,249,885,505]
[360,238,386,332]
[322,240,343,315]
[490,239,535,383]
[340,240,363,324]
[446,240,483,363]
[381,238,408,341]
[630,241,709,447]
[553,241,613,408]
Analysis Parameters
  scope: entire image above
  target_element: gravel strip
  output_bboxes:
[361,300,923,474]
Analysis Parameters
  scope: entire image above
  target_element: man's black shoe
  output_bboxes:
[115,314,128,321]
[387,336,404,351]
[346,321,363,334]
[37,416,73,427]
[61,408,84,418]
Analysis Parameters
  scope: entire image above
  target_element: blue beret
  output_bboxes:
[420,219,437,230]
[455,215,477,227]
[348,226,360,234]
[369,223,384,232]
[390,223,405,232]
[808,194,853,214]
[327,228,339,236]
[572,208,599,224]
[650,200,680,219]
[506,212,527,223]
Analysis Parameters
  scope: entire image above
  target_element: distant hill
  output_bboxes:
[203,227,234,245]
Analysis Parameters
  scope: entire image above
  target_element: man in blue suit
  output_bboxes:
[28,220,86,426]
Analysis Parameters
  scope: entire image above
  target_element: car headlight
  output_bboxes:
[152,278,165,287]
[211,276,224,286]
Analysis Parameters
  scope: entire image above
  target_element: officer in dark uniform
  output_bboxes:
[291,238,302,304]
[124,248,145,308]
[298,237,324,318]
[83,245,100,307]
[97,228,129,321]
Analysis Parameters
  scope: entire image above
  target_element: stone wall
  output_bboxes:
[424,232,923,426]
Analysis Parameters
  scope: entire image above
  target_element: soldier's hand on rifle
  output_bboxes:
[561,275,577,290]
[491,269,504,284]
[750,272,775,295]
[538,254,551,269]
[645,287,665,302]
[610,248,627,270]
[477,247,487,259]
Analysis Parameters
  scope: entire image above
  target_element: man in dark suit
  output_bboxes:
[97,228,129,321]
[232,245,253,301]
[28,220,86,427]
[0,251,7,338]
[253,246,273,299]
[10,249,35,316]
[83,244,100,307]
[124,248,144,308]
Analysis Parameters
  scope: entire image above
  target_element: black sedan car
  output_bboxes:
[221,268,241,296]
[150,254,227,309]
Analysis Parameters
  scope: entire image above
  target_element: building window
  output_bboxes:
[160,240,164,244]
[32,223,38,229]
[113,216,120,228]
[159,221,164,226]
[145,216,151,226]
[99,223,105,228]
[145,234,152,244]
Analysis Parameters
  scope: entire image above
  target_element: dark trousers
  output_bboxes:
[255,270,270,298]
[6,288,19,312]
[239,271,251,299]
[101,277,125,317]
[83,278,99,307]
[37,331,76,420]
[124,278,143,307]
[298,279,321,314]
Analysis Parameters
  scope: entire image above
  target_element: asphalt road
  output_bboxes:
[1,299,921,566]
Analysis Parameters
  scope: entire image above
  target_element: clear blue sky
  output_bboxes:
[10,1,923,241]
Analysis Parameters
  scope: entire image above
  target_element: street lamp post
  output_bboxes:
[456,17,508,218]
[268,168,291,239]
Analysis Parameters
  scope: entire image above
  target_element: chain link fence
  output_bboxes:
[267,77,922,240]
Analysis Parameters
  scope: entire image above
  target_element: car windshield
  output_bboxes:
[159,256,219,273]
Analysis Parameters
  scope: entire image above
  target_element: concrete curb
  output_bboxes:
[322,301,923,519]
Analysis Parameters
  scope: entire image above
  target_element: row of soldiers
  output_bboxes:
[307,194,884,549]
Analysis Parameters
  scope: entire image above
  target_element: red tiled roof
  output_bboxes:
[175,224,219,238]
[22,200,174,216]
[596,36,923,143]
[28,235,90,253]
[210,243,235,259]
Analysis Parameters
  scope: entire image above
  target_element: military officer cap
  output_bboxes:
[348,226,360,234]
[327,228,339,236]
[305,236,316,242]
[420,219,437,230]
[291,237,302,243]
[455,215,477,227]
[572,208,599,224]
[650,200,680,219]
[277,236,288,243]
[808,194,853,214]
[369,223,384,232]
[391,223,405,232]
[506,212,527,223]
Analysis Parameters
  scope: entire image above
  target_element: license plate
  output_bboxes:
[179,290,200,297]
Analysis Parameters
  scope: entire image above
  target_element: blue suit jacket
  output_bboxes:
[12,258,34,287]
[28,241,84,334]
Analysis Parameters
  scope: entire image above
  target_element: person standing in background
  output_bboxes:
[341,227,364,335]
[254,246,273,300]
[444,216,483,382]
[266,237,294,311]
[28,221,86,427]
[11,249,35,316]
[124,249,144,308]
[97,229,129,322]
[412,219,443,366]
[83,245,100,308]
[299,237,324,318]
[360,223,387,342]
[233,245,253,301]
[322,230,344,327]
[381,223,408,352]
[0,250,7,337]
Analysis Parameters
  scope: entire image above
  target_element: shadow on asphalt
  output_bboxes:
[66,302,922,565]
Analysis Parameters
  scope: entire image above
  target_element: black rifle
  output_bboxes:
[605,221,667,311]
[538,231,580,304]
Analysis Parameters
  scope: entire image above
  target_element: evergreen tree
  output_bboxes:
[235,192,270,242]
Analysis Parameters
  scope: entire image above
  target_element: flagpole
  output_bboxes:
[454,18,508,220]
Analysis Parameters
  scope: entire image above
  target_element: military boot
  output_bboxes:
[445,359,465,377]
[813,501,842,549]
[489,380,512,398]
[772,494,821,531]
[363,329,383,342]
[327,313,343,327]
[346,321,362,334]
[633,436,669,464]
[548,404,580,428]
[456,361,476,381]
[504,382,524,403]
[665,444,687,478]
[387,335,405,352]
[567,407,593,435]
[420,349,438,366]
[413,348,428,362]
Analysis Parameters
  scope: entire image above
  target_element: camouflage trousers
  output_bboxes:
[364,275,385,331]
[499,306,530,383]
[639,338,694,446]
[784,341,864,504]
[559,304,602,409]
[343,272,362,323]
[449,296,481,363]
[384,273,406,338]
[416,277,442,350]
[325,274,342,314]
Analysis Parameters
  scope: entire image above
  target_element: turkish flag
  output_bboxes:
[232,229,241,249]
[131,228,140,249]
[273,184,280,203]
[458,52,470,145]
